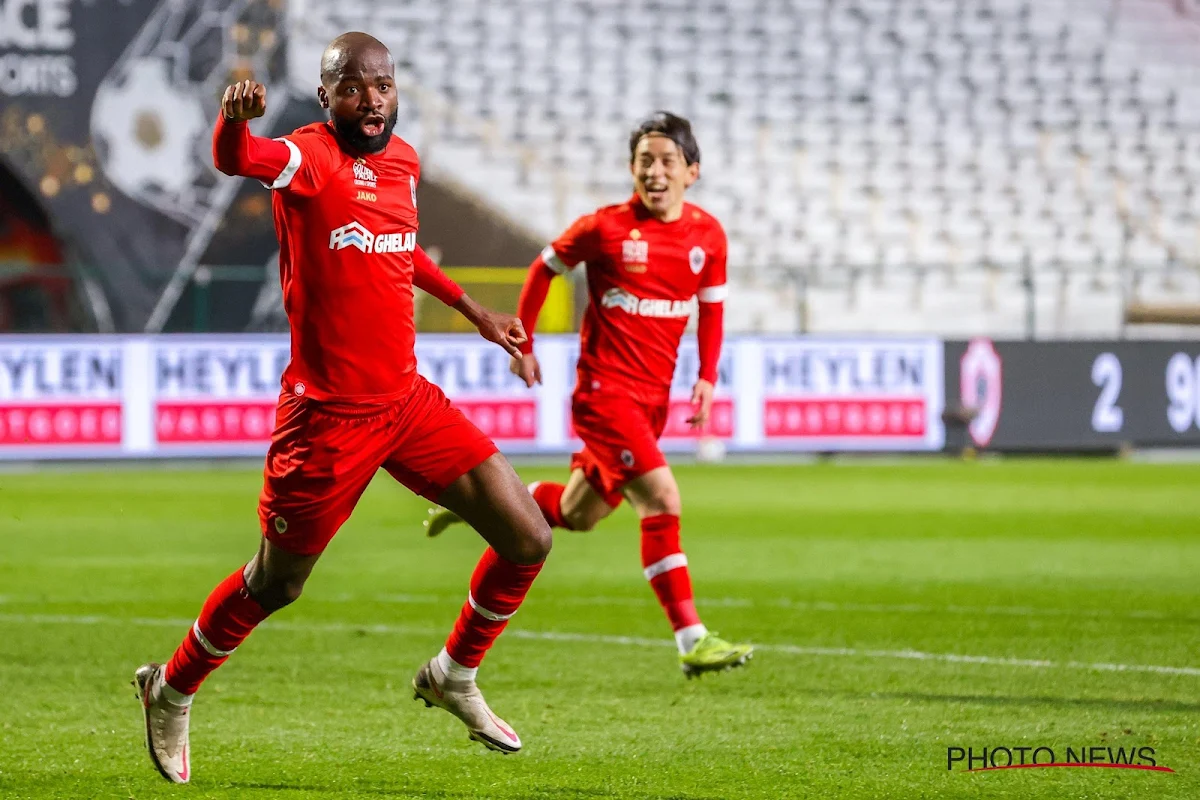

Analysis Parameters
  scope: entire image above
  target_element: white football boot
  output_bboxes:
[412,657,522,753]
[133,663,191,783]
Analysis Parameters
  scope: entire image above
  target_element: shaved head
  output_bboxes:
[320,31,392,88]
[317,31,398,154]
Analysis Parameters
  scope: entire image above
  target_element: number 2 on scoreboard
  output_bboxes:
[1091,353,1124,433]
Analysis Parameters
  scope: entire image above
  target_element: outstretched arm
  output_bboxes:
[212,80,294,184]
[507,253,558,387]
[411,247,522,356]
[412,246,465,307]
[697,299,724,386]
[690,241,728,427]
[515,253,557,357]
[510,218,593,387]
[688,299,724,427]
[456,295,527,359]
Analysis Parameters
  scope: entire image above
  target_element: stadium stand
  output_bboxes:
[289,0,1200,335]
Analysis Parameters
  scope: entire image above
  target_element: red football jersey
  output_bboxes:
[266,122,423,403]
[545,194,728,404]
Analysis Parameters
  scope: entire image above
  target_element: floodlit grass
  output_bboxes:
[0,460,1197,799]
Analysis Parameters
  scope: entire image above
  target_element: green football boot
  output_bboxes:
[424,507,464,538]
[679,632,754,678]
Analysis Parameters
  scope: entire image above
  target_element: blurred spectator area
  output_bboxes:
[290,0,1200,336]
[0,165,74,332]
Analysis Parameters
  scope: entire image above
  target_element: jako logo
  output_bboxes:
[329,222,416,254]
[600,288,696,319]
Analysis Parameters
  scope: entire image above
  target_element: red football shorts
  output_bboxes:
[570,388,669,508]
[258,374,498,556]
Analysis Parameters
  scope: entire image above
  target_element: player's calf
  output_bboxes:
[135,541,315,782]
[413,547,541,753]
[543,471,619,531]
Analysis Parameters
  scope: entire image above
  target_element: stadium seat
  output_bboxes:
[288,0,1200,334]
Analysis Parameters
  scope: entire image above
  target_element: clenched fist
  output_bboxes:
[222,79,267,122]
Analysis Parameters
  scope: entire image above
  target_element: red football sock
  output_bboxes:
[163,567,270,695]
[445,547,544,668]
[530,481,572,530]
[640,514,702,631]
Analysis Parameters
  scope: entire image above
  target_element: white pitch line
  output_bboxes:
[3,593,1192,624]
[367,593,1196,624]
[1,612,1198,678]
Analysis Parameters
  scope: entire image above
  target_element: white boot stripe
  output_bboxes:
[468,593,515,622]
[644,553,688,581]
[192,621,236,657]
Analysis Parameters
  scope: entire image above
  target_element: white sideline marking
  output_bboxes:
[1,612,1198,678]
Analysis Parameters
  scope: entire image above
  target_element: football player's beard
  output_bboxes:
[333,108,398,154]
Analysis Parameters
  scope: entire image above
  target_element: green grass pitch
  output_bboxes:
[1,460,1198,799]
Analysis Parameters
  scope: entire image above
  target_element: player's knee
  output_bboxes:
[642,486,682,518]
[509,519,553,565]
[563,505,600,532]
[247,571,307,612]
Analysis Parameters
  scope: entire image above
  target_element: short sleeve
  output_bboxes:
[264,132,337,197]
[542,213,600,273]
[697,223,728,303]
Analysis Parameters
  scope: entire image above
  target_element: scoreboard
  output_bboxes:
[945,340,1200,450]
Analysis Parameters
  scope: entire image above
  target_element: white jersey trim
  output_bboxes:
[643,553,688,581]
[261,138,302,190]
[698,284,728,303]
[541,246,570,274]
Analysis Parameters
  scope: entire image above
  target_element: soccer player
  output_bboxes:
[427,113,752,677]
[133,33,551,783]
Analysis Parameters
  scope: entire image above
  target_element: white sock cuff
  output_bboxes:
[674,623,708,655]
[437,647,479,682]
[191,620,236,658]
[643,553,688,581]
[468,592,516,622]
[160,675,195,706]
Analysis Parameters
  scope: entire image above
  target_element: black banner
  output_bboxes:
[0,0,287,331]
[945,339,1200,451]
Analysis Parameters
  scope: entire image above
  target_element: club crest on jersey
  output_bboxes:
[353,159,378,189]
[329,221,416,254]
[689,246,706,275]
[622,239,649,272]
[600,287,697,319]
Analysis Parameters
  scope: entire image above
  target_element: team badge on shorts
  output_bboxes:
[689,246,706,274]
[620,449,635,468]
[274,516,288,534]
